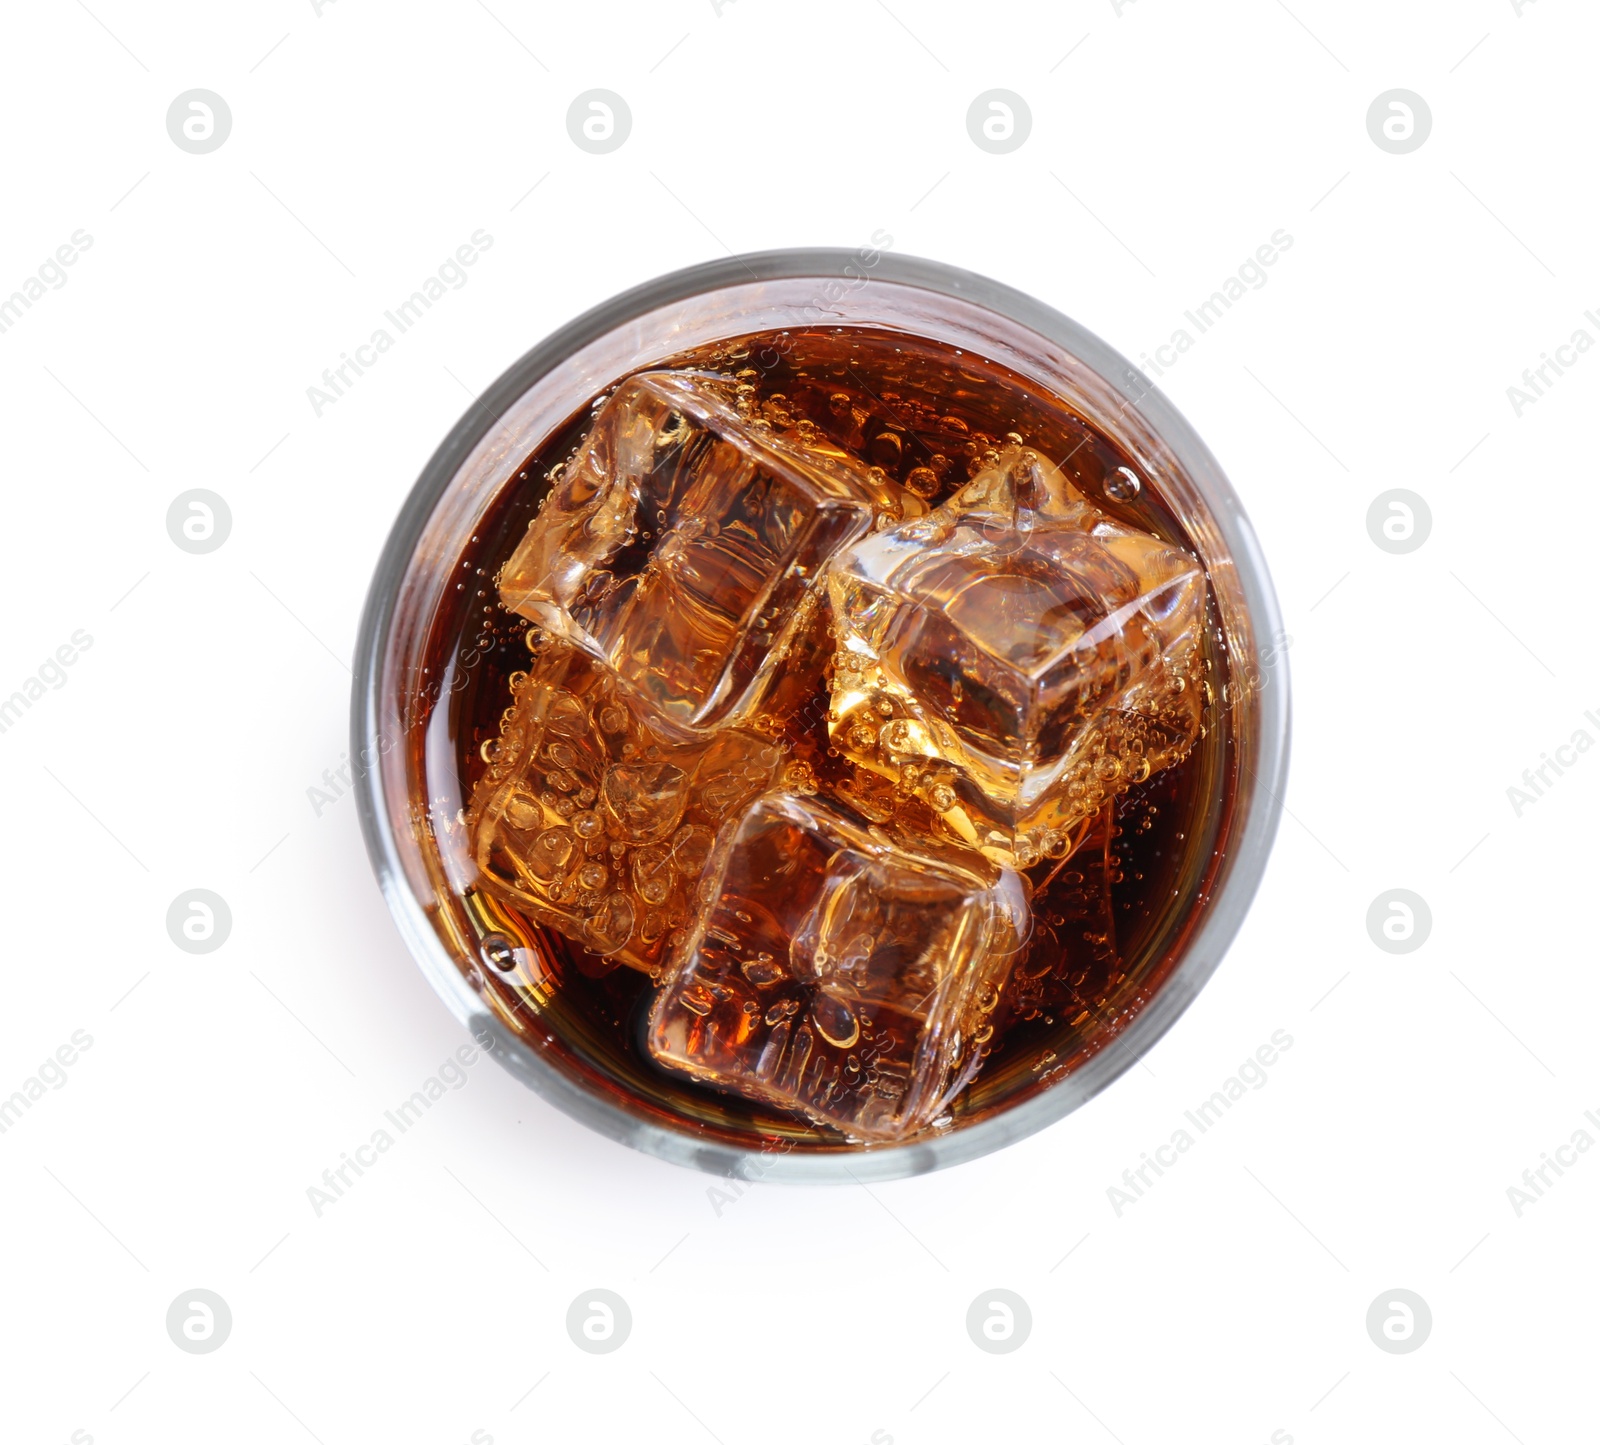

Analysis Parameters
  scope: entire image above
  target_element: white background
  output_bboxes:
[1,1,1594,1442]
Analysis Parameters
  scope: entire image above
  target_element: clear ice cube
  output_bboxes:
[647,791,1028,1141]
[498,370,912,737]
[825,445,1204,866]
[467,635,786,972]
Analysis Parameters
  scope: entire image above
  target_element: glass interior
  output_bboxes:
[358,263,1279,1177]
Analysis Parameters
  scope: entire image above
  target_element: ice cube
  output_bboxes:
[498,370,914,737]
[646,791,1029,1141]
[825,446,1203,866]
[466,634,787,972]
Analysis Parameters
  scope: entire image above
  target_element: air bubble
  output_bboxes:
[481,933,517,971]
[1105,466,1142,502]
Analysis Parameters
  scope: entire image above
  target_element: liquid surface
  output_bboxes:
[422,326,1235,1149]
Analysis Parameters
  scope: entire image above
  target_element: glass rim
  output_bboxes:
[352,247,1291,1184]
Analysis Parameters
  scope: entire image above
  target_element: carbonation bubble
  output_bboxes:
[1105,467,1142,502]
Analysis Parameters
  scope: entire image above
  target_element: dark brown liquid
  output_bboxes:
[417,326,1239,1149]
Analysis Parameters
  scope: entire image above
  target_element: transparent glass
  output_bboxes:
[352,250,1290,1182]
